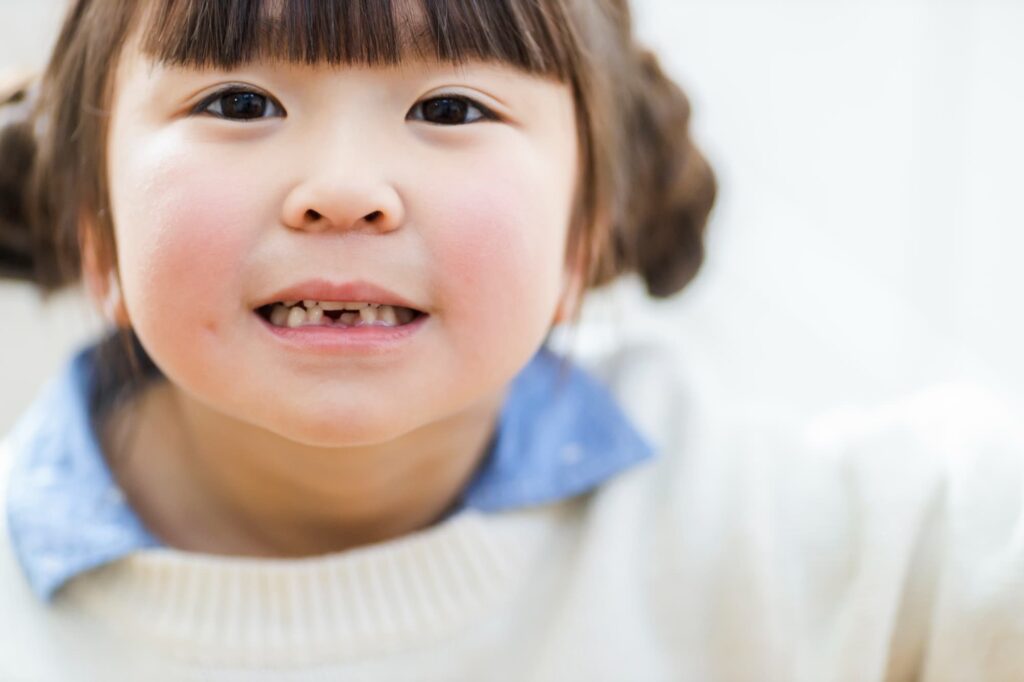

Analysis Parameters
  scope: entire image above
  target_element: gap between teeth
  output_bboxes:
[268,302,413,328]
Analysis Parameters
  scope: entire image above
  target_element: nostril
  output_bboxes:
[299,209,383,226]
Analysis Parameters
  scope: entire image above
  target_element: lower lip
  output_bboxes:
[255,312,429,354]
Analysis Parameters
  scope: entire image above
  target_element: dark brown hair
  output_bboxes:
[1,0,716,404]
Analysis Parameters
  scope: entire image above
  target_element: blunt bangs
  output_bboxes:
[136,0,577,80]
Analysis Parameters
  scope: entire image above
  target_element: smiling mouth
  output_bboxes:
[256,300,425,329]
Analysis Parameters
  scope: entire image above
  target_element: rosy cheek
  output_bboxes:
[114,156,256,334]
[428,172,567,324]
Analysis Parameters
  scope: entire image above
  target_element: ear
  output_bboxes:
[79,217,130,327]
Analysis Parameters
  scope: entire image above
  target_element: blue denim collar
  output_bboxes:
[6,340,654,601]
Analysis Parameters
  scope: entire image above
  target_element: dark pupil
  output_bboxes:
[222,92,266,119]
[424,98,467,124]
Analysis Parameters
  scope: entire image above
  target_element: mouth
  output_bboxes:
[255,300,426,329]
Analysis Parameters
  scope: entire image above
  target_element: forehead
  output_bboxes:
[130,0,575,80]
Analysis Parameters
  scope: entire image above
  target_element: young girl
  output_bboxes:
[1,0,1022,680]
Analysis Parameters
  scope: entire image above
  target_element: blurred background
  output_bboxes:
[1,0,1022,432]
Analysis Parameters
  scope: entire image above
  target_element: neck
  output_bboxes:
[104,380,503,557]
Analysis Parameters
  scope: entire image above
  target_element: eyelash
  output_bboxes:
[192,87,499,125]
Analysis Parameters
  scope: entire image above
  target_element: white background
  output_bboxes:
[1,0,1021,432]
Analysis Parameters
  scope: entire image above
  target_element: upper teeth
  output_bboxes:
[303,300,369,311]
[267,301,415,328]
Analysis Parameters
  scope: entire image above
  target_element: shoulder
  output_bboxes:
[578,293,1024,516]
[798,381,1024,517]
[615,359,1024,675]
[691,376,1024,537]
[568,278,1024,491]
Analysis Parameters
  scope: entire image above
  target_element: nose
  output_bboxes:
[280,163,405,235]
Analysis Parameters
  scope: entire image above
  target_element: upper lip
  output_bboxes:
[256,279,425,311]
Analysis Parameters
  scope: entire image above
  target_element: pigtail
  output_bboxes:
[0,73,42,284]
[616,48,717,298]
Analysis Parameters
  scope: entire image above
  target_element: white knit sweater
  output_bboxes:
[2,332,1023,681]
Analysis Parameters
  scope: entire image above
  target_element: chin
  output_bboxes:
[267,407,418,449]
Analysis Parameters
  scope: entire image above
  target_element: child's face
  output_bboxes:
[104,45,580,446]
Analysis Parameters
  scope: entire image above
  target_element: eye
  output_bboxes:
[194,87,285,121]
[408,94,497,125]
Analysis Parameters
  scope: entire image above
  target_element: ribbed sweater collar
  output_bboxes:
[58,503,568,667]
